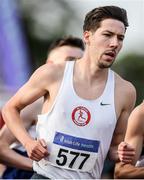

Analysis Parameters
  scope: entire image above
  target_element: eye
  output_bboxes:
[118,36,124,41]
[103,34,111,37]
[65,56,75,61]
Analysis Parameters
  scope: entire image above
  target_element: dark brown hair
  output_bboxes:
[83,5,129,32]
[48,36,84,55]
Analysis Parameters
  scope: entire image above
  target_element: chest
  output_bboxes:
[73,78,107,100]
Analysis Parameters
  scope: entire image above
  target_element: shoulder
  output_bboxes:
[29,62,66,85]
[114,72,136,106]
[124,102,144,137]
[137,101,144,113]
[115,73,136,95]
[129,102,144,124]
[33,62,66,78]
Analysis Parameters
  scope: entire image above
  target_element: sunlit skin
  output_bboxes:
[47,46,84,64]
[83,18,125,69]
[2,17,136,171]
[0,44,84,173]
[0,111,4,128]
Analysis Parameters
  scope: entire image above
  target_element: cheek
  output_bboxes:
[96,39,108,48]
[117,43,123,52]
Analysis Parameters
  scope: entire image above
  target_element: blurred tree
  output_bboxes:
[112,54,144,105]
[17,0,81,70]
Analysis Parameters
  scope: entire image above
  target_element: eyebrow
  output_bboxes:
[103,30,125,38]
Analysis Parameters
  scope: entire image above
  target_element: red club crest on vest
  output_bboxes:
[72,106,91,126]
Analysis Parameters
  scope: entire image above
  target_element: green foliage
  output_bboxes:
[112,54,144,105]
[19,0,80,70]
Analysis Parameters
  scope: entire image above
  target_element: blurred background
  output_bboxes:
[0,0,144,178]
[0,0,144,104]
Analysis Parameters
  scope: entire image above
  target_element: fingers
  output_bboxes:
[30,150,43,161]
[37,139,49,156]
[30,150,47,161]
[118,141,135,163]
[118,141,134,151]
[39,139,47,148]
[118,153,135,163]
[26,139,49,161]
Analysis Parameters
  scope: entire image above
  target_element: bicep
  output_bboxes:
[111,109,129,147]
[20,99,43,126]
[111,84,136,146]
[8,71,47,110]
[108,110,129,161]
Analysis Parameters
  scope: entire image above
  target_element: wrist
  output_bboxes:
[23,137,34,149]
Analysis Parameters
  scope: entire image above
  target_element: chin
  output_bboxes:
[98,62,113,69]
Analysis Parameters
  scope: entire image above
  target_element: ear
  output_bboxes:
[83,31,92,44]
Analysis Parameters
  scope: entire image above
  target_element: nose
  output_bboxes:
[110,37,119,48]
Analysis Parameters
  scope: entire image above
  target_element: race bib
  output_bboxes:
[45,132,100,172]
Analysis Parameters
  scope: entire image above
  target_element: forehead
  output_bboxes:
[48,45,83,63]
[53,46,83,56]
[98,18,125,35]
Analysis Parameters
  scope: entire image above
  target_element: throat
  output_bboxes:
[73,60,109,100]
[73,79,107,100]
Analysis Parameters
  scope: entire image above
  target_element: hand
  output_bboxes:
[118,141,135,163]
[25,139,49,161]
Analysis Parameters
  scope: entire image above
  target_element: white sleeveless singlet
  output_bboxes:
[33,61,117,179]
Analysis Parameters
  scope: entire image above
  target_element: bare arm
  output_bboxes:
[2,64,55,161]
[115,161,144,179]
[0,125,32,170]
[124,104,144,164]
[0,111,4,128]
[108,80,136,162]
[0,100,42,170]
[118,103,144,165]
[114,103,144,178]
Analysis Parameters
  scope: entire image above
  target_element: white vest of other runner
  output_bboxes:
[33,61,117,179]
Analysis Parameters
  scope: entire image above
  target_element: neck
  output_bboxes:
[75,57,109,85]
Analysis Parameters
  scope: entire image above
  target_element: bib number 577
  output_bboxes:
[56,148,90,170]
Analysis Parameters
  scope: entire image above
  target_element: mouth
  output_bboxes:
[103,51,116,61]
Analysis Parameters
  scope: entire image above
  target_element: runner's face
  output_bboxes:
[47,46,84,64]
[84,18,125,68]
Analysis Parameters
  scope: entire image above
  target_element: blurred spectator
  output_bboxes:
[0,35,84,179]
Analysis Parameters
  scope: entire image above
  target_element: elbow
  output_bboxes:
[2,104,9,123]
[2,102,18,123]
